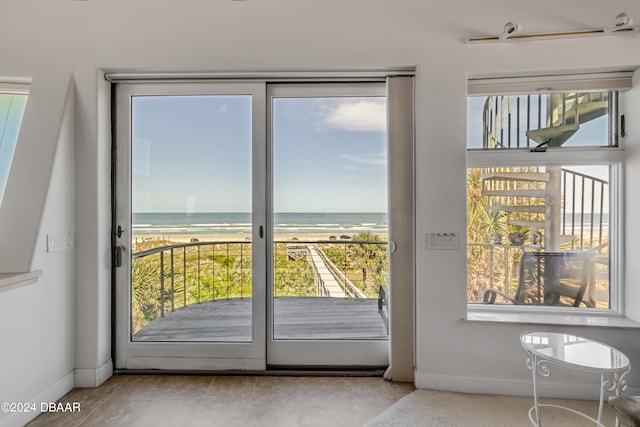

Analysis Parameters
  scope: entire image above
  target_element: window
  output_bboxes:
[0,84,28,206]
[466,73,630,311]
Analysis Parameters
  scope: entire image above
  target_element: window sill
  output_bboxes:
[0,271,42,293]
[466,305,640,329]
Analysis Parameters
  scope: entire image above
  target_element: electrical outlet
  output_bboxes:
[427,232,459,250]
[47,233,73,252]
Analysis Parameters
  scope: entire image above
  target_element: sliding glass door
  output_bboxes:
[114,79,391,370]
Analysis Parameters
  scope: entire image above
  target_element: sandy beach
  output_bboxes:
[133,232,388,246]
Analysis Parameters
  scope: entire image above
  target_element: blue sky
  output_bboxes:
[273,97,387,212]
[132,95,387,213]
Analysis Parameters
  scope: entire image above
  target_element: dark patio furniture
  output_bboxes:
[483,251,593,307]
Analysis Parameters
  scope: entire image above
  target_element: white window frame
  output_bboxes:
[0,81,35,293]
[466,73,629,318]
[0,82,30,95]
[0,82,30,205]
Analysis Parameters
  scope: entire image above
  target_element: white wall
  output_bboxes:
[1,0,640,417]
[0,80,76,427]
[624,72,640,322]
[415,33,640,396]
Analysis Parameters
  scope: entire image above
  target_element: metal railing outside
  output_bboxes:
[562,169,608,252]
[481,92,609,150]
[467,242,609,308]
[312,244,367,298]
[131,239,388,334]
[479,166,608,254]
[467,242,540,300]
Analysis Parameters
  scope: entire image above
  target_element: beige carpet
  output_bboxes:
[365,389,618,426]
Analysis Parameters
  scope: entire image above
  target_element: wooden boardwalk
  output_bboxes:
[306,245,346,297]
[133,297,388,342]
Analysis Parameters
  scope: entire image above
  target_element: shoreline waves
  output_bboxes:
[132,212,389,240]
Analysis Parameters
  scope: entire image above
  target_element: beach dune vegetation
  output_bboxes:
[130,234,390,334]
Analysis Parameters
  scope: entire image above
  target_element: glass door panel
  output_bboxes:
[130,94,253,342]
[114,79,391,370]
[268,83,390,366]
[114,82,266,370]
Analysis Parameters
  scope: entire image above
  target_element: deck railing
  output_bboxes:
[130,239,388,334]
[467,242,540,302]
[480,167,608,252]
[132,241,251,328]
[467,243,609,308]
[562,168,608,252]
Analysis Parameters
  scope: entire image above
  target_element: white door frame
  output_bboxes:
[112,75,413,371]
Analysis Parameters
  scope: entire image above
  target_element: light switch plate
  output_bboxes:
[427,232,459,250]
[47,233,73,252]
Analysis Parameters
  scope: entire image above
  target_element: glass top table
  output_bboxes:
[521,331,630,426]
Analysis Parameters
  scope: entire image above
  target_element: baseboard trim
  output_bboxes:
[74,359,113,388]
[415,371,640,400]
[0,371,74,427]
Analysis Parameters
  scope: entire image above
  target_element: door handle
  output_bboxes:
[114,245,124,267]
[115,225,125,238]
[259,225,264,239]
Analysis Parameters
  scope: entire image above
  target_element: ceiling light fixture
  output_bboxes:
[499,22,521,40]
[467,12,637,44]
[606,12,634,33]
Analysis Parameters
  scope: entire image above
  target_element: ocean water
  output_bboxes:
[132,212,388,236]
[563,213,609,232]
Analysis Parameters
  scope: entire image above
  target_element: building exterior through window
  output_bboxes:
[466,73,630,311]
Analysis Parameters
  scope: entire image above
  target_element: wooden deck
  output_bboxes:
[133,297,388,342]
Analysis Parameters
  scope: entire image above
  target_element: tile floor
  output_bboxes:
[26,375,415,427]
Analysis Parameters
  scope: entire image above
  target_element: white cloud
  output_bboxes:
[325,99,386,132]
[341,152,387,166]
[217,104,229,115]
